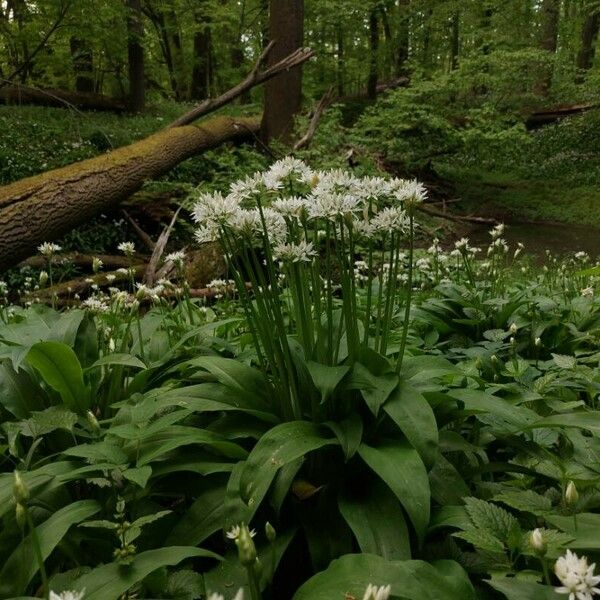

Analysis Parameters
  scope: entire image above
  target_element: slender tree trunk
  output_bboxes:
[191,10,212,100]
[336,23,345,96]
[261,0,304,143]
[396,0,410,76]
[421,7,433,69]
[125,0,145,111]
[576,9,600,82]
[164,7,186,99]
[450,11,460,70]
[70,37,95,93]
[536,0,561,94]
[145,3,178,98]
[367,7,379,99]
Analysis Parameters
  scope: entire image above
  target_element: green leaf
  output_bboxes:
[89,353,146,370]
[545,513,600,549]
[122,466,152,488]
[306,361,350,404]
[349,362,398,416]
[293,554,474,600]
[0,499,100,598]
[493,489,553,516]
[339,479,411,560]
[324,413,363,461]
[0,362,44,419]
[19,406,78,437]
[551,353,577,369]
[358,441,430,545]
[526,412,600,434]
[384,382,438,469]
[488,577,562,599]
[236,422,339,523]
[72,547,221,600]
[463,497,520,545]
[26,341,89,414]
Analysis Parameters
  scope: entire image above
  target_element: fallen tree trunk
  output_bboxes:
[0,115,259,272]
[525,102,598,129]
[0,85,127,112]
[0,43,313,273]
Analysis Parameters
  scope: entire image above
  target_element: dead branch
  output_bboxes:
[294,87,335,151]
[19,252,149,270]
[122,209,156,252]
[418,204,498,225]
[168,41,315,128]
[145,207,181,285]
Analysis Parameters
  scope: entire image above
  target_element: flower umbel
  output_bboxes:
[362,583,392,600]
[49,590,85,600]
[555,549,600,600]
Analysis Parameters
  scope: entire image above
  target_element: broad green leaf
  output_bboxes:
[525,412,600,434]
[0,499,100,598]
[89,353,146,370]
[19,406,78,438]
[551,353,577,369]
[493,489,553,516]
[293,554,474,600]
[348,362,398,416]
[122,466,152,488]
[306,361,350,403]
[339,479,411,560]
[72,547,221,600]
[546,513,600,549]
[488,577,562,599]
[0,362,44,418]
[384,382,438,469]
[166,477,227,546]
[26,341,89,414]
[324,413,363,461]
[358,441,430,545]
[236,422,339,523]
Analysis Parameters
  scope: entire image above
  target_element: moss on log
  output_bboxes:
[0,115,259,272]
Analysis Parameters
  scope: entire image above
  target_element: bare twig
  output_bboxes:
[145,207,181,285]
[293,86,335,151]
[168,41,315,128]
[122,209,156,252]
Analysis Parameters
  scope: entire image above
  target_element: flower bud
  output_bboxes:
[235,523,257,567]
[15,502,27,530]
[565,481,579,506]
[509,323,518,334]
[13,471,29,504]
[108,338,116,352]
[510,336,516,346]
[529,528,547,556]
[535,337,542,347]
[39,271,48,286]
[92,257,103,273]
[86,410,100,433]
[265,521,276,543]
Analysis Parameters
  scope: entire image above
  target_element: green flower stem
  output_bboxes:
[396,210,414,374]
[26,509,48,599]
[246,564,262,600]
[540,556,551,586]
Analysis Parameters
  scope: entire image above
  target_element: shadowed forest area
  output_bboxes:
[0,2,600,600]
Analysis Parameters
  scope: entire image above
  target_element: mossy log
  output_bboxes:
[0,115,259,273]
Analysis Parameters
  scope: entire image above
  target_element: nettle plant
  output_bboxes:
[186,159,468,597]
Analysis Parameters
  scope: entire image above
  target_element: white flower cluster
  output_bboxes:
[207,278,236,299]
[38,242,62,257]
[363,583,392,600]
[555,549,600,600]
[49,590,85,600]
[191,158,427,253]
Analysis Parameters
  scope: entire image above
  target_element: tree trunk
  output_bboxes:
[336,23,345,96]
[0,116,258,272]
[450,11,460,70]
[191,12,212,100]
[261,0,304,143]
[576,9,600,82]
[70,37,95,93]
[125,0,145,111]
[536,0,560,94]
[367,7,379,99]
[0,85,126,111]
[396,0,410,76]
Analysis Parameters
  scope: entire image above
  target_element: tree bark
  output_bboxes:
[576,9,600,82]
[367,7,380,99]
[396,0,410,77]
[261,0,305,143]
[191,11,212,100]
[0,84,126,111]
[0,116,258,272]
[536,0,560,94]
[70,37,95,93]
[125,0,145,111]
[450,11,460,71]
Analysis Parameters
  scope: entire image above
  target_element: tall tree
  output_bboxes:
[396,0,410,76]
[261,0,305,143]
[367,5,380,98]
[536,0,561,94]
[125,0,145,111]
[576,4,600,82]
[70,37,95,93]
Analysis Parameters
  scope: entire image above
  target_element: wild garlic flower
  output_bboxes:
[362,583,392,600]
[272,196,308,219]
[49,590,85,600]
[371,206,410,234]
[136,283,164,302]
[193,191,240,225]
[308,192,361,220]
[92,257,103,273]
[117,242,135,257]
[229,172,263,200]
[454,238,471,251]
[81,298,109,313]
[391,178,427,205]
[490,223,505,240]
[263,157,314,190]
[207,589,244,600]
[165,250,186,265]
[38,242,62,257]
[555,549,600,600]
[273,240,317,263]
[581,287,594,298]
[226,523,257,540]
